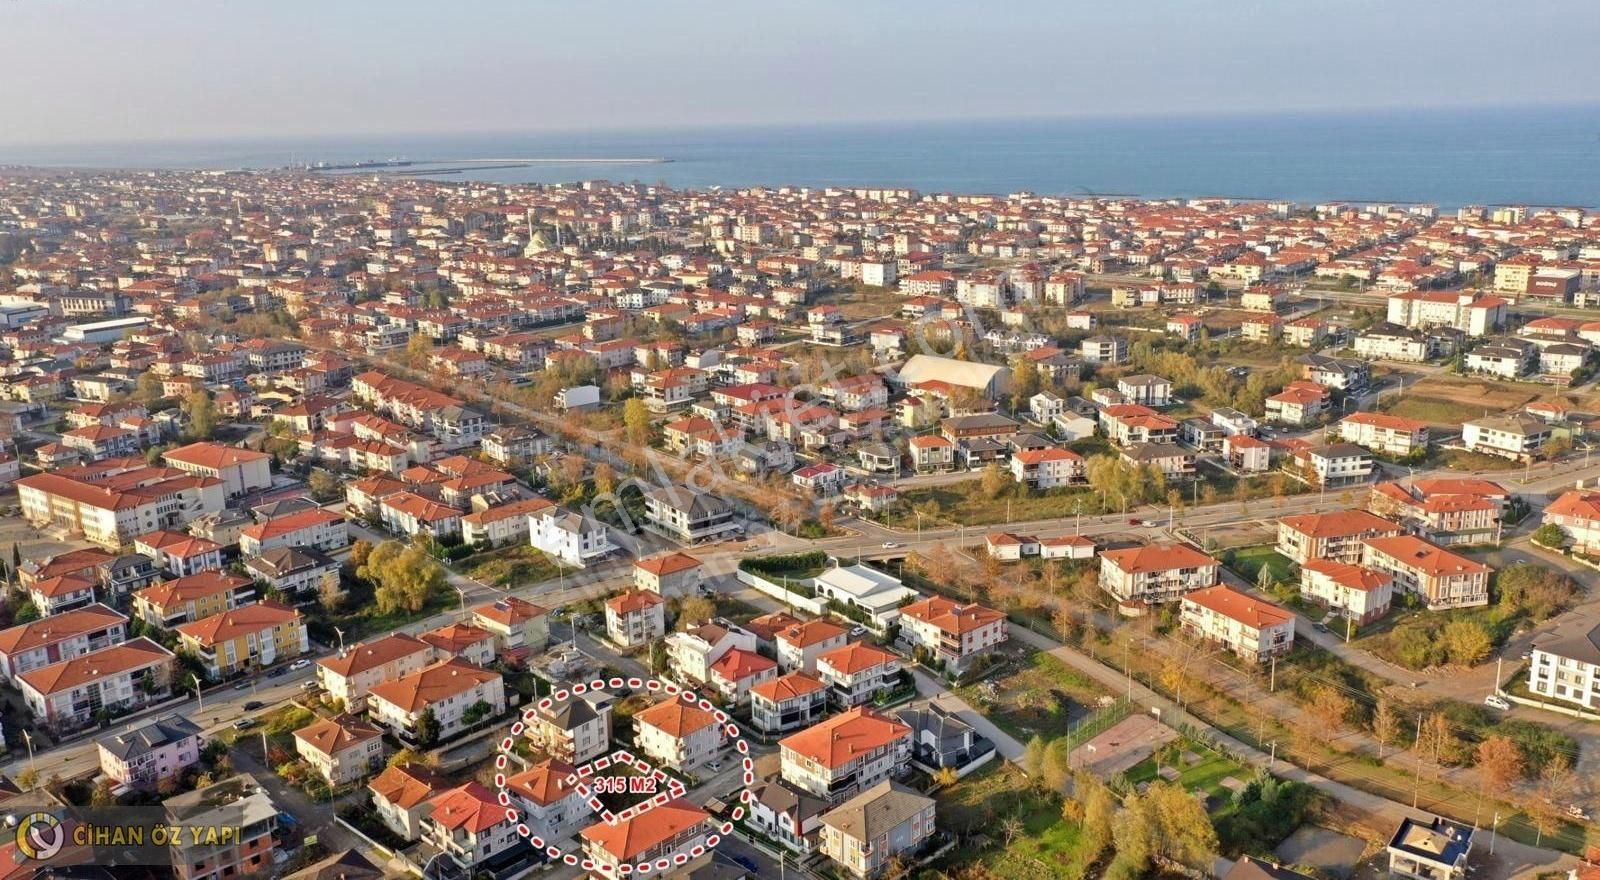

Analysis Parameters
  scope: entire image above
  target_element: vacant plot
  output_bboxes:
[955,651,1109,741]
[462,545,563,588]
[1385,376,1542,425]
[1274,826,1370,880]
[935,764,1090,880]
[895,479,1105,526]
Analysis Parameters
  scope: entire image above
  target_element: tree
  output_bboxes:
[1532,523,1568,549]
[349,539,374,570]
[308,469,342,503]
[1041,738,1074,794]
[1439,619,1493,666]
[1537,753,1580,809]
[649,639,669,675]
[1304,684,1353,758]
[359,540,446,615]
[404,333,433,369]
[133,370,165,405]
[623,399,652,447]
[415,708,441,747]
[1416,712,1460,775]
[1474,735,1526,797]
[931,767,958,788]
[89,779,119,807]
[318,570,346,613]
[1021,735,1047,778]
[183,390,217,440]
[676,596,716,629]
[999,814,1024,848]
[387,747,438,770]
[1373,699,1400,760]
[16,768,37,791]
[979,462,1008,500]
[1496,562,1580,620]
[592,462,617,497]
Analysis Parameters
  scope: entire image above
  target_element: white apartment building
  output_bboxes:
[1179,585,1295,663]
[780,707,913,803]
[1098,543,1220,606]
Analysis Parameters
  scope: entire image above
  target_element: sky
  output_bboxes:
[4,0,1598,146]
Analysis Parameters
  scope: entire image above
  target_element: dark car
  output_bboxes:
[242,700,264,711]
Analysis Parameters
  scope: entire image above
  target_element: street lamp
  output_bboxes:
[191,673,204,712]
[20,731,35,784]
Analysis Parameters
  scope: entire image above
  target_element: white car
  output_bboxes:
[1484,694,1512,711]
[289,659,312,671]
[881,541,898,549]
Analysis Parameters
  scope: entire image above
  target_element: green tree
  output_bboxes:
[1531,523,1567,548]
[1439,619,1493,666]
[133,371,165,405]
[676,595,716,630]
[1009,355,1041,412]
[308,469,342,502]
[979,461,1008,500]
[623,399,653,447]
[1040,738,1074,794]
[359,540,446,615]
[415,709,441,748]
[649,639,669,675]
[183,390,217,440]
[1021,735,1047,778]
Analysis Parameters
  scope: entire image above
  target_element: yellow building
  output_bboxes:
[175,600,309,680]
[132,571,256,629]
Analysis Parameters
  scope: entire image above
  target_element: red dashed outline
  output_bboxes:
[492,676,757,876]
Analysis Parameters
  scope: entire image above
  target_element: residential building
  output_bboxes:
[293,713,386,785]
[165,775,280,880]
[817,642,902,709]
[634,697,726,772]
[1387,816,1473,880]
[133,571,257,629]
[634,551,704,595]
[238,508,349,556]
[780,706,913,803]
[1461,413,1550,462]
[1339,412,1430,457]
[1527,621,1600,711]
[243,546,340,597]
[604,590,667,649]
[0,602,127,683]
[1098,543,1220,606]
[819,781,936,879]
[748,778,830,854]
[1008,446,1084,488]
[1116,374,1173,407]
[1360,535,1490,610]
[580,800,711,878]
[421,782,526,875]
[19,637,174,731]
[162,442,273,497]
[1368,481,1503,547]
[644,484,740,543]
[895,702,990,771]
[752,671,828,735]
[1179,585,1295,663]
[505,759,588,845]
[1299,559,1394,625]
[528,504,615,567]
[667,620,759,684]
[175,600,309,679]
[1276,509,1404,564]
[134,530,224,577]
[367,657,506,744]
[96,713,202,789]
[470,596,550,657]
[1296,443,1375,487]
[17,466,226,550]
[316,633,433,711]
[419,621,496,666]
[709,647,778,705]
[896,596,1007,672]
[525,692,613,764]
[370,763,445,841]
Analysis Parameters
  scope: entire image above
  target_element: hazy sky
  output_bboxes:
[5,0,1598,146]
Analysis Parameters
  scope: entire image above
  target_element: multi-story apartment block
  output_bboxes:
[422,782,526,873]
[0,602,127,682]
[525,692,613,764]
[165,775,280,880]
[1098,543,1220,606]
[96,713,202,789]
[1339,412,1430,457]
[1360,535,1490,610]
[895,596,1007,672]
[817,643,902,709]
[133,571,257,629]
[633,697,726,772]
[1276,510,1404,565]
[752,671,828,735]
[175,600,309,680]
[17,466,226,550]
[19,637,174,732]
[316,633,434,711]
[1299,559,1394,624]
[367,657,506,745]
[580,801,711,877]
[293,713,386,784]
[819,781,936,879]
[1461,413,1550,462]
[604,590,666,648]
[780,707,912,803]
[775,619,849,674]
[1009,446,1085,488]
[162,442,273,497]
[1542,490,1600,553]
[1527,621,1600,711]
[238,508,349,556]
[1179,585,1295,663]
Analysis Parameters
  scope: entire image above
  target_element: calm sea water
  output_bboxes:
[5,105,1599,208]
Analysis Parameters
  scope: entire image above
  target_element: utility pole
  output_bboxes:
[1494,656,1503,697]
[1268,739,1276,771]
[21,731,35,783]
[1413,712,1424,809]
[1124,637,1132,700]
[1269,655,1276,692]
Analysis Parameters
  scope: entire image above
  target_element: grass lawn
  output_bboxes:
[954,651,1110,741]
[1438,448,1525,473]
[1227,545,1296,587]
[1122,743,1248,800]
[460,545,563,588]
[933,764,1088,880]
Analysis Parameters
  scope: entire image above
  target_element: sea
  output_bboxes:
[3,104,1599,209]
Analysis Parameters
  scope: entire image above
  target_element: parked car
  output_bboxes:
[1484,694,1512,711]
[850,626,867,637]
[300,681,319,692]
[1311,622,1329,633]
[232,681,251,691]
[289,658,312,671]
[243,700,264,711]
[1567,805,1591,821]
[1128,517,1141,525]
[233,717,258,730]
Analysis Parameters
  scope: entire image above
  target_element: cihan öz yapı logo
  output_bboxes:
[13,811,65,862]
[494,676,753,876]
